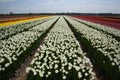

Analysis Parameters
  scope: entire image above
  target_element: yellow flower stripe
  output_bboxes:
[0,16,50,27]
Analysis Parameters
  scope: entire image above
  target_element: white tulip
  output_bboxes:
[78,72,82,78]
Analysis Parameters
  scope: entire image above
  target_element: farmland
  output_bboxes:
[0,15,120,80]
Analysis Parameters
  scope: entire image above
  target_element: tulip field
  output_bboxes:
[0,16,120,80]
[72,15,120,30]
[0,15,48,27]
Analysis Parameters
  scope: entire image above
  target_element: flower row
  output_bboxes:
[66,16,120,70]
[70,17,120,39]
[0,16,58,73]
[65,16,120,80]
[0,17,52,40]
[26,17,95,80]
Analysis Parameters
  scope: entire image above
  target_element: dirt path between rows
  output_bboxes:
[10,52,35,80]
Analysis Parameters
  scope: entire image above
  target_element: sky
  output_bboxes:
[0,0,120,14]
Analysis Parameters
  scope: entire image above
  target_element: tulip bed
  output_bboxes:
[0,15,119,80]
[0,17,53,40]
[26,17,95,80]
[0,16,59,79]
[70,17,120,41]
[72,16,120,30]
[64,16,120,80]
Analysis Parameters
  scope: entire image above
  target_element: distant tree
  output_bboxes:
[10,12,13,15]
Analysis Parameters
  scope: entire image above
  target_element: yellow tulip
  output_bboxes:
[0,16,50,27]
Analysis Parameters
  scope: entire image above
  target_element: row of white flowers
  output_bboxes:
[26,17,95,80]
[0,16,58,72]
[65,16,120,71]
[70,17,120,38]
[0,17,53,40]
